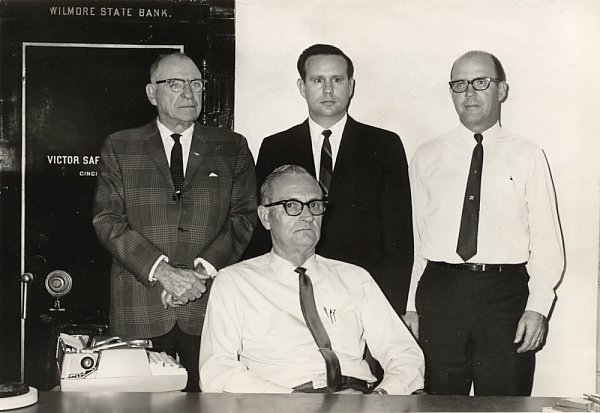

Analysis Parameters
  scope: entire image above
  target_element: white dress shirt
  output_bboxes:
[199,252,424,394]
[407,123,564,316]
[308,114,347,178]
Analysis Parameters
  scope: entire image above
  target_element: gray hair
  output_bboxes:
[260,165,320,204]
[149,51,193,81]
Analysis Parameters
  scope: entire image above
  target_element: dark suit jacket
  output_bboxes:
[93,120,257,338]
[245,116,412,314]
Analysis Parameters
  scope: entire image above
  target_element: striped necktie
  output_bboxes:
[319,129,333,194]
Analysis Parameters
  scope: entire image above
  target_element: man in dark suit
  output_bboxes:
[93,52,257,391]
[244,44,412,316]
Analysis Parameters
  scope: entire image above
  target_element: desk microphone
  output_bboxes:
[45,270,72,312]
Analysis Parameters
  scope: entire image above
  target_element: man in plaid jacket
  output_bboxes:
[93,52,257,391]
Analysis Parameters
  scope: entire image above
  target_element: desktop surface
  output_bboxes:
[17,391,562,412]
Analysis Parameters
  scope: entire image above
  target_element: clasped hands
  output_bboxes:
[154,260,211,308]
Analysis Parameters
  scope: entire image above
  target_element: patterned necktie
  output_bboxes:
[295,266,342,392]
[319,130,333,194]
[170,133,184,194]
[456,133,484,261]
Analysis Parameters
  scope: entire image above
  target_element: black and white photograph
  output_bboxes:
[0,0,598,411]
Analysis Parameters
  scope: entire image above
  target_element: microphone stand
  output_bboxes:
[20,273,34,383]
[0,273,39,409]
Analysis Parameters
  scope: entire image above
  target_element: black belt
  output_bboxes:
[293,376,373,393]
[429,261,526,273]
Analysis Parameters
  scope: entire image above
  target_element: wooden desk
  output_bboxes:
[18,392,561,412]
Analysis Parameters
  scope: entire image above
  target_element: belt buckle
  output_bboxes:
[467,263,485,271]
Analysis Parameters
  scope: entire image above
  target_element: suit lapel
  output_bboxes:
[330,116,359,195]
[297,120,317,177]
[142,121,173,188]
[184,123,211,186]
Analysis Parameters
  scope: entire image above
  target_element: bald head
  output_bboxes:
[451,51,506,82]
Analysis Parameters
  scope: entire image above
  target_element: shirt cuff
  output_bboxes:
[525,290,555,317]
[378,373,424,395]
[195,258,217,278]
[148,255,168,282]
[524,269,557,317]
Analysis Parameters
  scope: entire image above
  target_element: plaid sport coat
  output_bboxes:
[93,120,257,338]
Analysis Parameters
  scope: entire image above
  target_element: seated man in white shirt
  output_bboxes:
[199,164,424,394]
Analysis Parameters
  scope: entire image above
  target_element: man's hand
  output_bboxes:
[161,290,185,308]
[401,311,419,339]
[154,261,210,305]
[514,310,547,353]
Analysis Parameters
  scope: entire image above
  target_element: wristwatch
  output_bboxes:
[372,388,388,395]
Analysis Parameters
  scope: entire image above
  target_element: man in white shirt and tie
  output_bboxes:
[403,50,564,396]
[200,165,424,394]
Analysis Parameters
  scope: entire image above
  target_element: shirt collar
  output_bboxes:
[308,114,347,141]
[268,251,319,278]
[457,121,503,143]
[156,119,195,145]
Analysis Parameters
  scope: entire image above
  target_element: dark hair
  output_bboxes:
[149,51,193,81]
[297,44,354,80]
[260,165,320,204]
[451,50,506,81]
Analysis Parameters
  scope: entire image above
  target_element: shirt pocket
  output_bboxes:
[484,171,526,220]
[326,308,363,356]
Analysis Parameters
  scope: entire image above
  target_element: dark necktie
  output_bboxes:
[456,133,484,261]
[319,130,333,194]
[170,133,184,194]
[295,266,342,392]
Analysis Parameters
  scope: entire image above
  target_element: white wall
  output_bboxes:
[235,0,600,396]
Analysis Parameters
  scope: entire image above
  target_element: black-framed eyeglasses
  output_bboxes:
[263,199,328,216]
[449,77,502,93]
[155,78,207,93]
